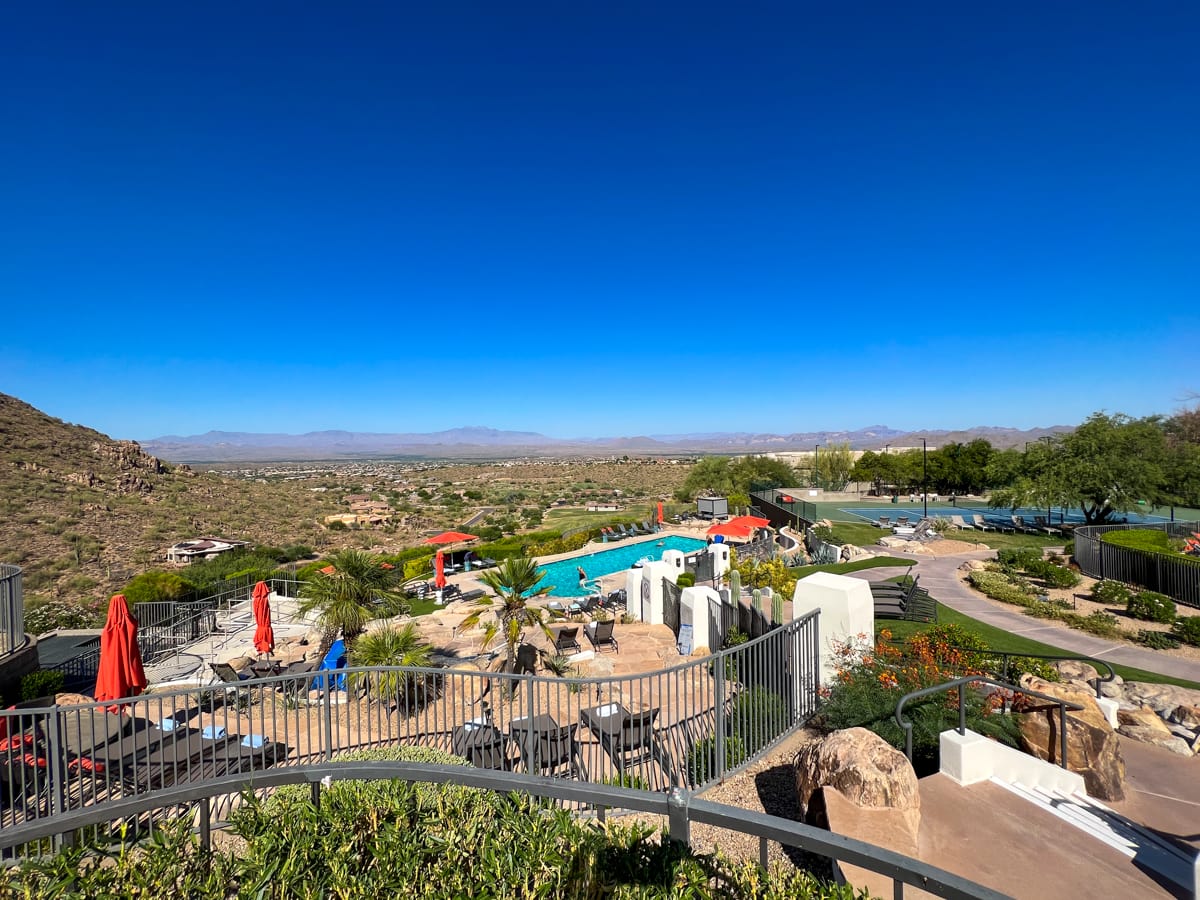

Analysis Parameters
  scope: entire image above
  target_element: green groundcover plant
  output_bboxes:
[5,746,867,900]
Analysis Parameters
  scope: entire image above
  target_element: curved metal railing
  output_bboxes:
[0,760,1008,900]
[894,676,1083,767]
[0,563,24,657]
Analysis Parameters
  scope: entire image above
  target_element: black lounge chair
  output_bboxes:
[210,662,250,684]
[568,595,600,619]
[605,589,627,610]
[553,627,581,654]
[510,718,586,779]
[585,619,619,653]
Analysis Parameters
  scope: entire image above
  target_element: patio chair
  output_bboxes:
[568,595,600,619]
[584,619,619,653]
[553,626,581,655]
[949,515,975,530]
[210,662,250,683]
[895,516,909,526]
[876,516,891,528]
[451,721,513,770]
[970,515,995,531]
[514,722,586,779]
[606,589,627,610]
[1033,516,1063,536]
[640,520,657,534]
[1011,516,1038,534]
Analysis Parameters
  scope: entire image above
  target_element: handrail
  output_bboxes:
[0,760,1009,899]
[881,640,1117,699]
[894,676,1084,768]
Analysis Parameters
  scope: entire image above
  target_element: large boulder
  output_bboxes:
[794,728,920,833]
[1017,676,1125,801]
[1123,682,1200,714]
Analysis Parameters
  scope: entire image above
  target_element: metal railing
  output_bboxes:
[894,676,1083,767]
[50,577,307,690]
[0,761,1007,899]
[751,490,818,530]
[1,612,821,840]
[1073,522,1200,608]
[0,564,24,657]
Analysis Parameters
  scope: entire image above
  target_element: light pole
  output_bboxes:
[922,438,928,519]
[813,444,821,490]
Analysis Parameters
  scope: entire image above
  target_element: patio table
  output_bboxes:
[451,722,510,770]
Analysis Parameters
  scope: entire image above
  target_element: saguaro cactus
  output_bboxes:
[772,591,784,625]
[729,568,742,602]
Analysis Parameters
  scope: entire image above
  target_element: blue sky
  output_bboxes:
[2,3,1197,441]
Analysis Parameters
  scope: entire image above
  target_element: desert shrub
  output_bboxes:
[1172,616,1200,647]
[1091,580,1132,605]
[1063,539,1075,558]
[676,572,696,588]
[968,570,1037,606]
[1063,610,1122,639]
[1126,591,1176,624]
[686,735,747,785]
[1137,630,1181,650]
[996,547,1043,571]
[22,596,106,633]
[20,669,65,702]
[1025,558,1081,589]
[1101,529,1172,552]
[729,685,788,756]
[120,570,195,605]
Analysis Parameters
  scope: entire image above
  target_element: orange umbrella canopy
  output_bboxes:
[656,501,664,524]
[707,522,753,539]
[423,531,479,545]
[434,549,446,589]
[93,594,147,706]
[727,515,770,529]
[252,581,275,655]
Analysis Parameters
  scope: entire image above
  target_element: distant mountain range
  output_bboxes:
[142,423,1074,463]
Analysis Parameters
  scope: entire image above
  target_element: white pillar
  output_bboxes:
[681,586,719,654]
[636,561,676,626]
[706,543,730,580]
[791,572,874,687]
[624,568,646,621]
[661,549,687,572]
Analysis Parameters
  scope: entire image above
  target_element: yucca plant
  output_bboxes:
[457,556,554,673]
[349,623,438,712]
[297,549,412,647]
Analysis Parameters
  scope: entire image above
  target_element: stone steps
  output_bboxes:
[994,779,1198,896]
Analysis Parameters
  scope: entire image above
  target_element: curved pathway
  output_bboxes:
[849,550,1200,683]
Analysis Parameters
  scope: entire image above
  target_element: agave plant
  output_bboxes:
[349,622,438,712]
[457,556,554,673]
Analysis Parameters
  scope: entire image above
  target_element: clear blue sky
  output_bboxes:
[2,3,1197,441]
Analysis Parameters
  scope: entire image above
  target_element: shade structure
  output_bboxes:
[93,594,147,708]
[252,581,275,655]
[727,515,770,529]
[656,502,664,525]
[707,522,753,540]
[434,549,446,589]
[423,531,478,545]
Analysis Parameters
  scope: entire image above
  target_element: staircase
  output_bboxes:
[994,779,1198,897]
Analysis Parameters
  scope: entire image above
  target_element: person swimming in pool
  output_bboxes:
[577,566,587,586]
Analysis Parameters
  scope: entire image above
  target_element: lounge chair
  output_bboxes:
[1011,516,1038,534]
[896,516,909,526]
[584,619,619,653]
[1033,516,1062,536]
[210,662,250,683]
[970,515,995,531]
[605,589,627,610]
[876,516,891,528]
[568,595,600,619]
[553,626,581,655]
[640,520,657,534]
[949,515,975,530]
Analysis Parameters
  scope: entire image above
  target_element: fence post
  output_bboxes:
[322,674,334,762]
[713,648,726,782]
[666,787,691,846]
[47,709,68,849]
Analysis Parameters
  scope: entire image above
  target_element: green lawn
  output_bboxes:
[877,603,1200,690]
[540,504,661,534]
[826,521,1062,554]
[790,556,912,578]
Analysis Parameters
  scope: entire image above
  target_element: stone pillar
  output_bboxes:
[792,572,874,686]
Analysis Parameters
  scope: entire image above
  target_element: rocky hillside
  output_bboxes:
[0,393,343,614]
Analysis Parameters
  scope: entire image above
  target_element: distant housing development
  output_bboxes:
[165,537,250,564]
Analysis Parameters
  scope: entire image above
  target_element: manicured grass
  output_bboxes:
[877,602,1200,690]
[541,505,660,534]
[827,521,1062,554]
[790,556,913,578]
[827,522,893,547]
[404,596,445,618]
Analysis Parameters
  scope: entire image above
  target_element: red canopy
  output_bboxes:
[423,531,478,545]
[656,501,664,524]
[252,581,275,655]
[93,594,147,708]
[434,549,446,589]
[728,515,770,529]
[707,522,753,539]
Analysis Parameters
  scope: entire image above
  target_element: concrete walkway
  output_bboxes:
[849,550,1200,684]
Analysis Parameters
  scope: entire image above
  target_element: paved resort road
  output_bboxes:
[848,549,1200,683]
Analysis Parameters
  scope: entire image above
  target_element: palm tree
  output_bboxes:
[297,549,411,647]
[349,622,438,712]
[457,556,554,673]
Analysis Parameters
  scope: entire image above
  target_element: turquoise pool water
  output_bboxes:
[537,535,706,597]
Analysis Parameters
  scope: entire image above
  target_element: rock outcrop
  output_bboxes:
[794,727,920,832]
[1017,675,1125,800]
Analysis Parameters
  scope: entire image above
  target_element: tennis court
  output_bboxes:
[839,505,1170,527]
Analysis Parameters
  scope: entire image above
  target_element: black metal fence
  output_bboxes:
[662,578,682,637]
[1073,522,1200,609]
[2,612,821,843]
[0,564,24,658]
[750,490,817,530]
[684,551,715,585]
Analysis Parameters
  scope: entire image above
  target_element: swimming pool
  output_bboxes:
[537,536,707,597]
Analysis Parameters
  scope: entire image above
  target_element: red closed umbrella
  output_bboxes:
[94,594,147,709]
[434,549,446,590]
[657,502,664,525]
[252,581,275,656]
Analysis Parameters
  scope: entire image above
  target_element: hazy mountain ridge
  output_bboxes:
[143,423,1074,462]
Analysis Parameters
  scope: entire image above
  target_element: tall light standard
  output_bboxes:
[813,444,821,490]
[922,438,928,519]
